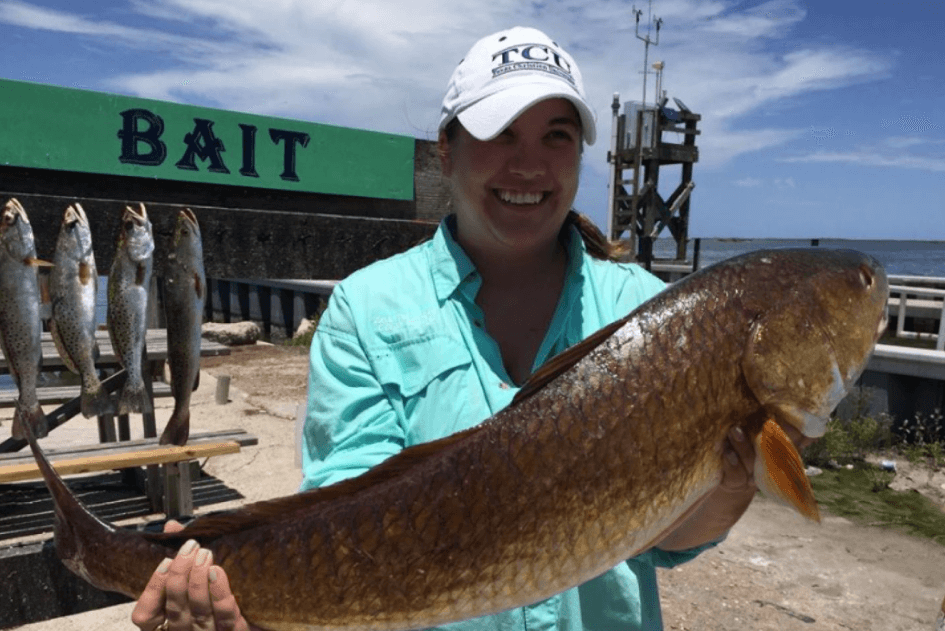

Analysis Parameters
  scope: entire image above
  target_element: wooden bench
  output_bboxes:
[0,429,258,517]
[0,381,173,408]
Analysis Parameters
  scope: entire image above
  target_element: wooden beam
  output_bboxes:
[0,442,241,484]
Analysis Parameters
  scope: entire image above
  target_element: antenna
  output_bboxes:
[632,1,662,109]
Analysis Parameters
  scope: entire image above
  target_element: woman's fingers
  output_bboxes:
[130,557,173,630]
[187,548,217,631]
[720,427,756,491]
[164,540,200,630]
[207,566,254,631]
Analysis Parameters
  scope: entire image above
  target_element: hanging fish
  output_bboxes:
[160,208,205,446]
[0,198,49,440]
[107,203,154,415]
[50,203,112,418]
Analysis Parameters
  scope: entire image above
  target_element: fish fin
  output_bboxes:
[193,370,200,392]
[135,263,147,286]
[119,383,151,415]
[25,257,55,268]
[81,382,114,418]
[12,404,48,441]
[79,261,94,285]
[194,272,204,300]
[511,316,628,407]
[753,418,820,522]
[174,424,486,541]
[160,408,190,446]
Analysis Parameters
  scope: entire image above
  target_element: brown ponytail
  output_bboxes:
[563,210,630,262]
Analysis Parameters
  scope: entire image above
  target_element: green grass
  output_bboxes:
[809,462,945,546]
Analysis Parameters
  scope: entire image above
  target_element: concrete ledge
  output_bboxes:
[868,344,945,380]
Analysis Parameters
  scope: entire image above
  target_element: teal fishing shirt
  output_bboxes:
[301,216,718,631]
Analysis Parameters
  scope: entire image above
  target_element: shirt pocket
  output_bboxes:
[369,336,472,399]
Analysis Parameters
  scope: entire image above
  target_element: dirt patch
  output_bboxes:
[12,342,945,630]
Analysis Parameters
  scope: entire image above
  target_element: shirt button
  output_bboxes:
[474,320,482,328]
[499,382,509,389]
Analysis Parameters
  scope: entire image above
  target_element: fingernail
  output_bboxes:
[726,449,739,466]
[195,548,211,567]
[177,539,198,558]
[208,567,218,583]
[157,558,172,574]
[731,427,745,442]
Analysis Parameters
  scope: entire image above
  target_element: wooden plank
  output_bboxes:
[0,441,241,483]
[0,430,257,467]
[0,329,229,373]
[0,382,173,408]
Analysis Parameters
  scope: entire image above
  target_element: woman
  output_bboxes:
[132,26,805,631]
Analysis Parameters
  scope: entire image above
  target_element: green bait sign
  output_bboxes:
[0,79,414,200]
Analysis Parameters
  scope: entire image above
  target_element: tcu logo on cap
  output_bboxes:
[491,43,575,85]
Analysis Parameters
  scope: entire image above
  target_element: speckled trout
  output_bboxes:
[160,209,205,446]
[107,203,154,414]
[0,198,49,439]
[24,249,888,631]
[50,203,112,418]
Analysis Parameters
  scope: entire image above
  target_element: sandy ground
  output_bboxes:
[8,343,945,630]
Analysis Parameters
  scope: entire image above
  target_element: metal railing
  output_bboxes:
[888,283,945,351]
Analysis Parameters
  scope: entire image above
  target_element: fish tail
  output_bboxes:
[18,405,122,588]
[12,403,48,440]
[159,407,190,446]
[81,380,114,418]
[753,418,820,522]
[118,381,151,415]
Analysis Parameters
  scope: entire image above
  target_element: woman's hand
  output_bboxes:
[655,421,813,551]
[130,520,255,631]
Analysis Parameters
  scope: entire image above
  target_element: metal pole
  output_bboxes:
[606,93,621,241]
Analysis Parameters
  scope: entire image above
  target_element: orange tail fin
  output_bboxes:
[753,418,820,522]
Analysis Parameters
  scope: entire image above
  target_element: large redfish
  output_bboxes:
[24,249,888,630]
[0,198,49,439]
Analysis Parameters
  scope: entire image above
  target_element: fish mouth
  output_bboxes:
[63,204,89,228]
[2,198,28,226]
[124,203,148,222]
[179,208,199,230]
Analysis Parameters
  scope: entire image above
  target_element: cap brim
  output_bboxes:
[457,82,597,145]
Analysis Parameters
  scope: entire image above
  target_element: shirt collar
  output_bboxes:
[429,214,587,303]
[430,215,477,302]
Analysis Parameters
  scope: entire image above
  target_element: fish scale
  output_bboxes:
[25,248,888,630]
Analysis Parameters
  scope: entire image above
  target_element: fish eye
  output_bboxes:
[858,264,874,289]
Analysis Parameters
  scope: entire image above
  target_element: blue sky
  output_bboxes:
[1,0,943,240]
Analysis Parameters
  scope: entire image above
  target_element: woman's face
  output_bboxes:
[441,98,582,257]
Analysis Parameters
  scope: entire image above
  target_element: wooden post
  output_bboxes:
[163,461,193,518]
[216,375,231,404]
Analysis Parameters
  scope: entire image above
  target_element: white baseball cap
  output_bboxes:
[438,26,597,145]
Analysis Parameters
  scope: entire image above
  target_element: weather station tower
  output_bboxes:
[606,2,701,275]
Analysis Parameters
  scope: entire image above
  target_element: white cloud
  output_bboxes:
[0,0,894,168]
[783,150,945,173]
[735,177,763,187]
